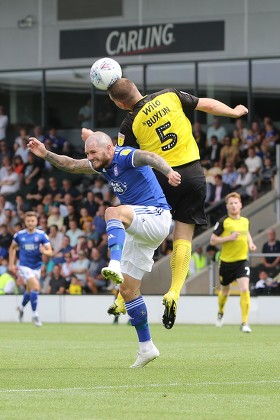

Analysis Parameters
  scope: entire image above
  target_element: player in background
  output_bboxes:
[27,133,181,367]
[9,211,53,326]
[210,192,257,333]
[82,78,248,329]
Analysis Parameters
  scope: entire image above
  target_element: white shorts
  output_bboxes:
[121,206,172,280]
[18,266,41,284]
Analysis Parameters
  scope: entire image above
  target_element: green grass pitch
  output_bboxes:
[1,323,280,419]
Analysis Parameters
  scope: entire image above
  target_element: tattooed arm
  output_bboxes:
[28,137,95,174]
[133,150,181,186]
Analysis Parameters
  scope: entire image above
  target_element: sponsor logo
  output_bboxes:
[109,180,128,195]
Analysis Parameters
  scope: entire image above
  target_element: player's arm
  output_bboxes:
[210,231,240,245]
[247,232,257,252]
[195,98,248,118]
[39,243,53,257]
[28,137,93,174]
[133,149,181,187]
[8,241,18,274]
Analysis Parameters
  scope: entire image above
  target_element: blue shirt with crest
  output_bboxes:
[13,229,50,270]
[89,146,170,210]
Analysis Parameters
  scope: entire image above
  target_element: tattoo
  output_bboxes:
[45,152,94,174]
[133,150,171,176]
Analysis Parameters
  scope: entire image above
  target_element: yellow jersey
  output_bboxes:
[117,89,200,167]
[213,215,249,262]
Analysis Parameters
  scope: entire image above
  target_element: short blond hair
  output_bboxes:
[225,192,241,203]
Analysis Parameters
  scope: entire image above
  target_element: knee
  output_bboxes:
[105,206,119,221]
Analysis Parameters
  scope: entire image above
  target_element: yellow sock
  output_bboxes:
[240,291,251,324]
[169,239,191,297]
[218,291,228,314]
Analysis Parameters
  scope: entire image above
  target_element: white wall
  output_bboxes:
[1,295,280,324]
[1,0,280,70]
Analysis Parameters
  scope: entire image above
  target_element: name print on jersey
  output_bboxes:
[142,99,171,127]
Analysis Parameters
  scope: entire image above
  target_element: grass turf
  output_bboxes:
[1,323,280,419]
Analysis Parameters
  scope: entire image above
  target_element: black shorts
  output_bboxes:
[219,260,250,286]
[153,160,207,225]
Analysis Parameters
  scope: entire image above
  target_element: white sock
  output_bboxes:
[139,339,154,353]
[108,260,121,272]
[32,311,38,317]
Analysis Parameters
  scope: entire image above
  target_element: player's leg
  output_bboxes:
[162,221,194,329]
[120,273,159,368]
[237,275,251,333]
[17,282,30,322]
[216,284,230,327]
[101,205,134,284]
[27,276,43,327]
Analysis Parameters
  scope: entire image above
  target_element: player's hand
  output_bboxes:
[249,243,257,252]
[234,105,248,117]
[39,244,46,254]
[167,170,181,187]
[8,264,16,275]
[81,128,94,142]
[28,137,47,158]
[229,231,240,241]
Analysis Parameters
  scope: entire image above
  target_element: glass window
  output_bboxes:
[198,61,249,129]
[45,68,93,130]
[0,70,42,138]
[252,59,280,125]
[146,63,195,93]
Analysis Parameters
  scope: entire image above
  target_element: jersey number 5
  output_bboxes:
[156,122,177,151]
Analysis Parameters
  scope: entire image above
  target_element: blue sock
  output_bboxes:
[106,219,125,262]
[21,292,30,307]
[125,296,151,342]
[30,290,39,312]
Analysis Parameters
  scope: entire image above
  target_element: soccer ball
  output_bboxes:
[90,57,122,91]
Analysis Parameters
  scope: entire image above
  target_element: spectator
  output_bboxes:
[0,105,8,141]
[201,135,222,169]
[68,275,83,295]
[48,224,64,254]
[78,97,92,129]
[56,178,83,204]
[61,252,74,284]
[52,235,73,265]
[206,117,227,145]
[32,125,45,142]
[13,155,25,183]
[260,228,280,274]
[0,141,12,165]
[234,163,255,202]
[0,272,17,294]
[0,195,14,225]
[66,219,84,247]
[222,162,238,189]
[0,224,13,252]
[188,246,207,277]
[26,177,48,209]
[0,165,20,196]
[91,176,112,201]
[206,244,220,263]
[234,118,248,143]
[219,136,240,168]
[0,255,9,275]
[47,176,60,200]
[44,128,69,154]
[96,97,116,128]
[254,270,277,295]
[260,157,275,191]
[245,147,263,177]
[207,174,231,225]
[13,127,28,152]
[193,121,207,158]
[93,203,107,237]
[79,207,93,230]
[83,190,99,217]
[71,250,90,288]
[71,235,88,260]
[85,247,107,294]
[46,264,67,294]
[0,156,12,180]
[14,137,29,163]
[83,220,99,244]
[39,264,51,292]
[47,205,64,231]
[23,152,43,187]
[62,204,80,231]
[15,194,30,213]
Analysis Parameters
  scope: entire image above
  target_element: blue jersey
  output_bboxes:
[89,146,170,210]
[13,228,50,270]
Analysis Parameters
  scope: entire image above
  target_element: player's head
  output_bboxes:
[24,211,38,231]
[225,192,242,216]
[85,131,114,170]
[108,78,142,110]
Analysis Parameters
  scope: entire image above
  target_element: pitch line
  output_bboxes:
[1,379,280,394]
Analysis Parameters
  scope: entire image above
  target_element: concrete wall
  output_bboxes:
[1,294,280,324]
[1,0,280,70]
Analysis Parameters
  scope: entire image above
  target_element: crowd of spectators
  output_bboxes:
[0,111,279,295]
